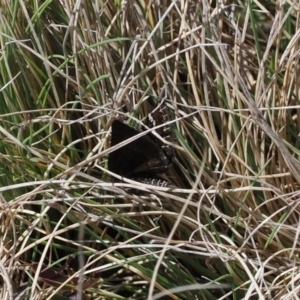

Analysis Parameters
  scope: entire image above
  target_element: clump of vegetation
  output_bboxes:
[1,1,300,299]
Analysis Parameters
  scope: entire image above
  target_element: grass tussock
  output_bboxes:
[1,0,300,299]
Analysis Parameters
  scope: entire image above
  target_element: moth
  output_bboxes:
[108,102,174,186]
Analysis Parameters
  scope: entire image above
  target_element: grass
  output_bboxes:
[1,0,300,299]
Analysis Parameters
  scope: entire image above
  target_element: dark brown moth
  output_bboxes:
[108,102,174,186]
[108,119,172,177]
